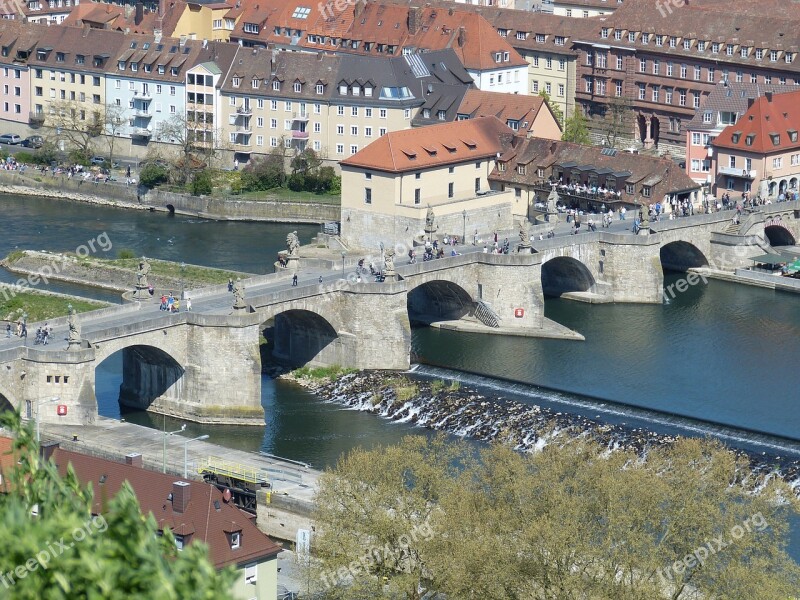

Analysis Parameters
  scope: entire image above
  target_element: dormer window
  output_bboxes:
[628,32,636,42]
[174,534,185,550]
[789,130,798,143]
[682,39,690,50]
[251,78,259,88]
[535,34,545,43]
[294,82,302,92]
[364,86,372,97]
[655,35,663,46]
[697,41,705,51]
[495,52,502,63]
[158,65,165,74]
[755,48,763,60]
[771,133,780,146]
[144,64,151,73]
[56,52,64,62]
[641,33,649,45]
[601,27,609,39]
[230,531,241,550]
[131,63,138,72]
[731,131,741,144]
[745,134,755,146]
[352,85,359,95]
[273,80,280,91]
[437,110,446,120]
[118,61,125,71]
[37,50,47,60]
[76,54,85,65]
[614,30,622,41]
[726,44,734,56]
[554,37,564,47]
[498,161,506,172]
[770,50,778,62]
[517,165,526,175]
[339,84,347,94]
[316,83,324,94]
[711,43,719,54]
[170,67,178,76]
[786,52,794,63]
[232,77,240,87]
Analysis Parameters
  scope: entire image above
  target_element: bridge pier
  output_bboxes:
[598,237,664,303]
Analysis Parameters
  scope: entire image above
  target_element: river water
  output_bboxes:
[3,193,799,555]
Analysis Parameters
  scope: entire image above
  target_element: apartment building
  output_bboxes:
[550,0,616,18]
[0,22,39,128]
[572,2,800,155]
[683,82,793,188]
[711,90,800,200]
[340,116,517,250]
[231,0,528,94]
[105,36,219,146]
[27,26,129,141]
[218,48,474,164]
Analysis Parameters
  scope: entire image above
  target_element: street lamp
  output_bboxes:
[163,423,186,473]
[180,262,186,300]
[462,209,466,245]
[341,251,346,274]
[183,434,209,478]
[21,312,27,345]
[36,396,61,445]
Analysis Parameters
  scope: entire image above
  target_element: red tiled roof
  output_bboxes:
[0,436,16,493]
[51,448,281,569]
[712,89,800,154]
[341,115,514,172]
[457,89,556,136]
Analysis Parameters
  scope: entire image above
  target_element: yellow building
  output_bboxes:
[340,116,519,251]
[173,1,238,42]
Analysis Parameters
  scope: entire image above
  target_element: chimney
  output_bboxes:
[40,441,59,463]
[457,26,466,47]
[408,6,422,35]
[125,452,143,468]
[764,91,773,102]
[134,1,144,26]
[172,481,191,514]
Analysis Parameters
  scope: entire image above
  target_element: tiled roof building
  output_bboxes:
[456,88,562,139]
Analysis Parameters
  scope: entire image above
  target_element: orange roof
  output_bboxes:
[458,89,555,136]
[0,436,17,493]
[713,89,800,154]
[341,115,514,173]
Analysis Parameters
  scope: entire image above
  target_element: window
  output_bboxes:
[364,188,372,203]
[615,81,622,97]
[651,87,659,102]
[773,157,782,168]
[270,118,277,129]
[336,125,344,135]
[379,108,387,119]
[656,35,664,46]
[285,101,292,112]
[614,30,622,41]
[350,145,358,155]
[256,117,264,128]
[642,186,652,198]
[652,60,659,75]
[351,125,358,136]
[531,81,539,93]
[447,183,453,199]
[273,80,280,91]
[741,47,749,58]
[601,28,609,39]
[638,83,645,100]
[174,535,185,550]
[680,64,687,79]
[770,50,778,62]
[666,63,673,77]
[245,564,257,584]
[616,56,623,70]
[693,93,700,109]
[351,106,358,117]
[755,48,763,60]
[679,90,686,106]
[692,132,702,146]
[559,58,566,71]
[711,42,720,54]
[558,83,565,96]
[697,40,705,51]
[365,108,372,118]
[694,66,701,80]
[641,33,649,45]
[736,71,743,82]
[628,32,636,42]
[729,155,737,168]
[708,67,715,82]
[639,58,646,72]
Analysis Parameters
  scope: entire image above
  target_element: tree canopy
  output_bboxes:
[309,435,800,599]
[0,411,236,599]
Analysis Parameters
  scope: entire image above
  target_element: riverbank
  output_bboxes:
[693,266,800,294]
[1,250,251,295]
[296,371,800,495]
[0,170,339,224]
[0,287,107,323]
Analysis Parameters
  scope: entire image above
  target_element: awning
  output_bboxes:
[749,253,788,265]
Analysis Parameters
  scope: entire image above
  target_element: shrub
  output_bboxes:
[287,173,305,192]
[139,164,170,188]
[117,248,136,260]
[190,169,213,196]
[14,152,36,164]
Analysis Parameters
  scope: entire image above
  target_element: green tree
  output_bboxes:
[0,411,236,598]
[240,149,286,192]
[596,96,636,149]
[538,90,564,128]
[562,111,592,144]
[290,148,322,174]
[311,435,800,599]
[190,169,213,196]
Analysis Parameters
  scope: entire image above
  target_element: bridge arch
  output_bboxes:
[96,344,186,413]
[660,241,709,272]
[541,256,595,297]
[764,224,796,247]
[263,309,343,367]
[407,280,474,324]
[0,393,13,414]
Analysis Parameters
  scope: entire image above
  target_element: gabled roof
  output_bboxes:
[51,447,282,569]
[341,115,514,173]
[712,89,800,153]
[686,82,797,131]
[457,89,557,137]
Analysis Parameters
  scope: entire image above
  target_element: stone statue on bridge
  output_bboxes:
[134,257,151,301]
[424,205,437,242]
[286,231,300,258]
[67,305,81,350]
[383,249,396,280]
[517,219,532,253]
[546,187,560,223]
[232,277,246,311]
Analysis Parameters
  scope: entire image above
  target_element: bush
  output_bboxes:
[190,169,213,196]
[240,152,285,192]
[287,173,305,192]
[14,152,36,164]
[117,248,136,260]
[69,149,91,166]
[139,164,170,188]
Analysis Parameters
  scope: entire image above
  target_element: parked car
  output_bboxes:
[89,156,107,166]
[0,134,22,145]
[21,135,43,148]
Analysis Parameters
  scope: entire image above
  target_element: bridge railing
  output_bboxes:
[22,300,142,331]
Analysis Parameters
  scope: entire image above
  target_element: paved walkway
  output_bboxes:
[40,416,320,500]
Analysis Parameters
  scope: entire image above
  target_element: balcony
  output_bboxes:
[130,127,152,138]
[133,90,152,100]
[28,111,45,127]
[132,108,151,118]
[236,125,252,134]
[292,111,309,121]
[236,105,252,115]
[718,166,755,178]
[291,129,309,139]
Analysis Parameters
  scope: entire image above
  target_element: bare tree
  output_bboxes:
[47,100,108,161]
[595,97,636,149]
[154,113,226,184]
[104,103,128,166]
